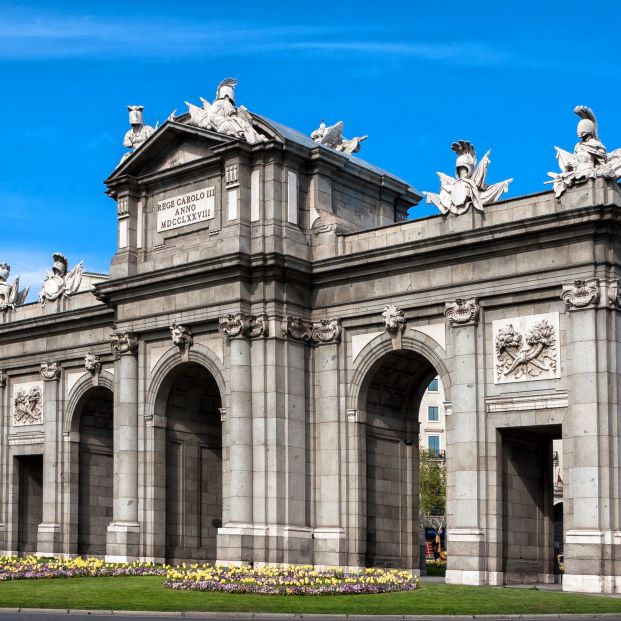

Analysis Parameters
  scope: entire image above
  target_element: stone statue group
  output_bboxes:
[119,78,621,218]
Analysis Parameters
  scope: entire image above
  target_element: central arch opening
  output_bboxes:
[77,386,114,556]
[162,362,222,564]
[362,349,438,569]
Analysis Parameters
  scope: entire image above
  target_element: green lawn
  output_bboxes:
[0,576,620,615]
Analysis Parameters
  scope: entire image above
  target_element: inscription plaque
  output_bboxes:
[157,187,215,232]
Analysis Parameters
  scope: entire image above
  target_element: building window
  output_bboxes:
[428,377,439,392]
[428,435,441,455]
[428,406,439,421]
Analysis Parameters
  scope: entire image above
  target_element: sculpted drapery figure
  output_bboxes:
[39,253,83,306]
[121,106,156,163]
[425,141,512,216]
[311,120,368,154]
[547,106,621,197]
[0,263,29,312]
[185,78,267,145]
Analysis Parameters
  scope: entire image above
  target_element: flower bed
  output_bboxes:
[164,564,418,595]
[0,556,167,581]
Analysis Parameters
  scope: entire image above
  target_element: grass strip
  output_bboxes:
[0,576,620,615]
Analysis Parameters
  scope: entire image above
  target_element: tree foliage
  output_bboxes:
[419,449,446,517]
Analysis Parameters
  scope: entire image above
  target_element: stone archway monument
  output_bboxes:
[1,85,621,594]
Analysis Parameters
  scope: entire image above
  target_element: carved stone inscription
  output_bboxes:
[493,312,560,384]
[13,382,44,426]
[157,186,215,232]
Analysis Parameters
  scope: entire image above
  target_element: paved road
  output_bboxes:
[1,614,621,621]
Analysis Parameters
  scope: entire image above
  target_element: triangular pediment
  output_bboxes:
[105,121,238,182]
[106,115,286,184]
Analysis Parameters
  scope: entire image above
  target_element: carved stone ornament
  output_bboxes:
[281,316,312,341]
[310,318,342,345]
[0,263,29,312]
[39,253,84,306]
[561,279,601,309]
[40,360,61,382]
[310,119,368,154]
[444,297,480,326]
[606,279,621,309]
[425,141,512,216]
[382,304,406,335]
[219,313,268,339]
[185,78,267,145]
[111,331,139,359]
[494,313,560,384]
[547,106,621,197]
[0,371,6,389]
[171,322,194,359]
[84,352,102,377]
[14,386,43,425]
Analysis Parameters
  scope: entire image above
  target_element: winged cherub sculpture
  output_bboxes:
[311,120,368,154]
[425,141,512,216]
[547,106,621,198]
[38,253,84,306]
[0,263,29,312]
[184,78,267,145]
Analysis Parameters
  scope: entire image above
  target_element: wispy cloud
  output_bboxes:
[0,6,537,70]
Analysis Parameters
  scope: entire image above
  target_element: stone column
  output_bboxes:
[311,319,346,566]
[443,298,486,586]
[106,331,140,562]
[216,313,257,563]
[0,371,6,553]
[561,279,617,592]
[37,361,62,555]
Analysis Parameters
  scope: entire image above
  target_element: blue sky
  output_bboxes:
[3,1,621,296]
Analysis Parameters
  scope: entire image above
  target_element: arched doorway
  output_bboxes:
[77,386,114,556]
[361,349,437,569]
[158,362,223,564]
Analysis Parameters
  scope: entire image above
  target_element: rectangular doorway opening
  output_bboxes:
[501,425,561,584]
[16,455,43,555]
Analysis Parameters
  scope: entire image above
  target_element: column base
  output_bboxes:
[217,524,313,565]
[313,527,347,567]
[36,523,61,555]
[105,521,141,562]
[563,574,621,594]
[445,569,487,586]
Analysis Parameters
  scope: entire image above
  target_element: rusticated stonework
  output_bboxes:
[493,313,560,384]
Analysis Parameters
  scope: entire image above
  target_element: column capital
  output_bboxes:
[561,278,600,310]
[111,330,139,359]
[40,360,61,382]
[444,297,480,327]
[0,370,6,389]
[219,312,268,339]
[281,316,341,345]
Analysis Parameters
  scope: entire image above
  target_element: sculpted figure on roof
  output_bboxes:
[547,106,621,197]
[424,141,512,216]
[39,253,83,306]
[121,106,156,163]
[184,78,267,145]
[311,120,368,154]
[0,263,29,312]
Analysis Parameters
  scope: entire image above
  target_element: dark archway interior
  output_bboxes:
[164,362,222,564]
[78,386,113,556]
[17,454,43,554]
[364,350,436,568]
[500,425,561,583]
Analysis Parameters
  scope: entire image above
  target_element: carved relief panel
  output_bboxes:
[493,312,560,384]
[12,381,44,426]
